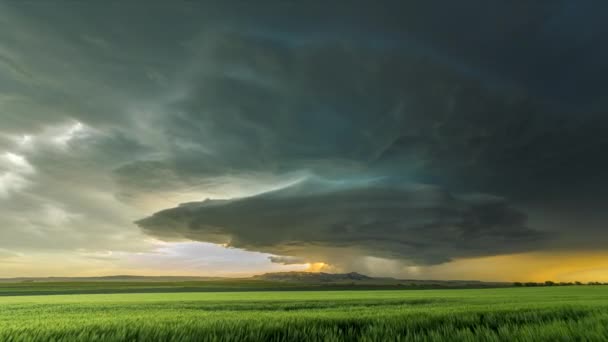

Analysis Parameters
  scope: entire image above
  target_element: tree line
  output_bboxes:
[513,281,608,287]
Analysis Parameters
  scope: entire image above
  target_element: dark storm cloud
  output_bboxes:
[113,18,608,217]
[2,1,608,263]
[137,178,543,266]
[268,256,309,265]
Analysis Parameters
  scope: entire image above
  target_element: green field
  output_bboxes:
[2,286,608,341]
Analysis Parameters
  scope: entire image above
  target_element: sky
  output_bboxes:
[1,1,608,282]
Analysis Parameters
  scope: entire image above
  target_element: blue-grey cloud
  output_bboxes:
[137,178,543,266]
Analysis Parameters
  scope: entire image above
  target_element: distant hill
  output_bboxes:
[250,272,502,287]
[0,272,513,296]
[252,272,374,283]
[0,272,508,288]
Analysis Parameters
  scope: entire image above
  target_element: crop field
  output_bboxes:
[1,286,608,341]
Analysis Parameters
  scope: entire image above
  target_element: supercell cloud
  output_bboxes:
[1,1,608,276]
[138,178,542,268]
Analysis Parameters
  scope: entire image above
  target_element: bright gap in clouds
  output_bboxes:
[123,241,309,277]
[0,152,35,198]
[0,241,309,278]
[51,121,87,147]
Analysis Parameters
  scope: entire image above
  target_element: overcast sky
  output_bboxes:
[2,1,608,281]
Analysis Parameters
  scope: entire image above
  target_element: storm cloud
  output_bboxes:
[2,1,608,276]
[137,178,543,267]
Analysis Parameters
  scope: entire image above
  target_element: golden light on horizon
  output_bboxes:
[305,262,328,272]
[425,251,608,282]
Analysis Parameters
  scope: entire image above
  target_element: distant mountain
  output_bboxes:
[251,272,509,287]
[0,272,508,288]
[252,271,375,283]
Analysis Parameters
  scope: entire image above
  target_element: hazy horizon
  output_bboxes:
[2,2,608,283]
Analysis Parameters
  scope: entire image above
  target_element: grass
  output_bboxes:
[1,286,608,341]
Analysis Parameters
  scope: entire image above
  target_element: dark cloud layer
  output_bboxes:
[2,1,608,270]
[137,178,543,266]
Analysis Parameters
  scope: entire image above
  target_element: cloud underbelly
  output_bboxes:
[136,178,544,267]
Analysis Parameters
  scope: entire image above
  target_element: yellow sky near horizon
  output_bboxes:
[2,246,608,283]
[420,251,608,282]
